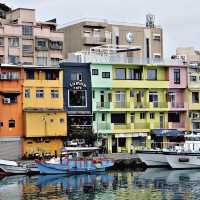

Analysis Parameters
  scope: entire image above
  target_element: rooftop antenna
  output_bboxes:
[146,13,155,28]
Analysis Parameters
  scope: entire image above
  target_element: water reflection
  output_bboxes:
[1,169,200,199]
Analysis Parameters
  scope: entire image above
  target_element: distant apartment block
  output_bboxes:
[176,47,200,64]
[0,5,64,66]
[59,14,163,59]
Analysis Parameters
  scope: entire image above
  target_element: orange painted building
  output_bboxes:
[0,64,24,160]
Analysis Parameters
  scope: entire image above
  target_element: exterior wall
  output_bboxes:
[168,67,187,88]
[23,138,63,156]
[0,66,23,137]
[61,63,92,113]
[24,112,67,137]
[23,70,63,109]
[60,20,163,59]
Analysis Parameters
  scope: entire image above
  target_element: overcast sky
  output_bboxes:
[2,0,200,58]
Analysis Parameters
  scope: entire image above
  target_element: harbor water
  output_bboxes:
[1,169,200,200]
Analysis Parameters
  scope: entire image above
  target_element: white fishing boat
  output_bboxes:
[0,159,28,175]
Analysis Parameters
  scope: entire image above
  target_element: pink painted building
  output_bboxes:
[168,66,188,131]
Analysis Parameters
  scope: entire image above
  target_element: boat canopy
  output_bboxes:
[61,147,100,153]
[151,129,184,137]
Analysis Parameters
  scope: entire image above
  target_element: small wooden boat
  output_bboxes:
[0,159,28,175]
[36,147,114,174]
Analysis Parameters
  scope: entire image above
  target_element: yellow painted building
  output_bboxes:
[22,67,67,157]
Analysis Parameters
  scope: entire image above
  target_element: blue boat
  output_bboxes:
[36,147,114,174]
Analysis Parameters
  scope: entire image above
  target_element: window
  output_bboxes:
[130,113,135,123]
[8,56,19,65]
[128,69,142,80]
[92,69,99,75]
[0,37,4,46]
[9,37,19,47]
[69,90,86,107]
[149,92,158,104]
[192,92,199,103]
[50,41,63,50]
[130,89,136,97]
[146,38,150,58]
[36,39,48,50]
[45,71,59,80]
[0,122,3,127]
[168,112,180,123]
[23,45,33,54]
[37,57,47,66]
[22,25,33,36]
[25,88,30,98]
[92,90,95,98]
[150,112,155,119]
[102,113,106,121]
[174,69,180,84]
[26,70,34,80]
[115,91,126,106]
[115,68,126,80]
[51,58,60,66]
[93,113,96,121]
[190,76,197,82]
[36,89,44,98]
[140,112,146,119]
[102,72,110,78]
[111,113,125,123]
[60,118,65,123]
[147,69,157,80]
[51,89,59,98]
[9,120,15,128]
[0,55,4,63]
[71,73,82,81]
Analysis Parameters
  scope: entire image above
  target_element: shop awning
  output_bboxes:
[151,129,184,137]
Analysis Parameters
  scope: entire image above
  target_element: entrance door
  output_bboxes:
[160,113,164,128]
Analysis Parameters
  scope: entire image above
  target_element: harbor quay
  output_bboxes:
[0,3,199,162]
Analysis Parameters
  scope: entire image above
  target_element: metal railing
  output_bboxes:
[113,102,130,108]
[134,123,150,129]
[96,102,110,109]
[113,123,131,130]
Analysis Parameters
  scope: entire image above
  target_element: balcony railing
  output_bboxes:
[96,102,110,109]
[134,123,150,129]
[97,123,111,130]
[0,72,20,80]
[113,123,131,130]
[168,122,186,129]
[83,36,107,45]
[134,102,149,109]
[113,102,130,109]
[169,102,186,109]
[150,102,168,108]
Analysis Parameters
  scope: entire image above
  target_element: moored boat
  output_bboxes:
[36,147,114,174]
[0,159,28,175]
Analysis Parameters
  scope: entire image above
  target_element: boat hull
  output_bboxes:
[0,164,27,175]
[36,159,114,174]
[165,153,200,169]
[137,151,168,167]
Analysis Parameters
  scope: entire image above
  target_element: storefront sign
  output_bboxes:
[69,81,86,90]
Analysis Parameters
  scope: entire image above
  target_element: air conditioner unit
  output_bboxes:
[3,98,11,104]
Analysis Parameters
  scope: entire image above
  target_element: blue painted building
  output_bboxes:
[60,62,93,143]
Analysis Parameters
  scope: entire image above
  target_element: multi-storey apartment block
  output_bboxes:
[0,7,63,66]
[23,67,67,156]
[60,14,163,59]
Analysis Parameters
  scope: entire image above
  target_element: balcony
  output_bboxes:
[134,102,149,109]
[95,123,111,132]
[112,80,169,89]
[168,122,186,130]
[149,102,168,110]
[134,123,150,130]
[113,102,130,109]
[83,36,106,45]
[113,123,131,130]
[168,102,187,111]
[96,102,110,109]
[0,72,20,80]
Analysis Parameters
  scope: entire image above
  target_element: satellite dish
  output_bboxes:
[126,32,134,43]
